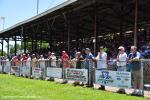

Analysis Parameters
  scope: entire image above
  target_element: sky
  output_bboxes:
[0,0,67,52]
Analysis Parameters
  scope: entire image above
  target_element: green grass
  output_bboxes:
[0,74,148,100]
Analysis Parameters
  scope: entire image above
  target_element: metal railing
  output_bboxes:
[0,59,150,96]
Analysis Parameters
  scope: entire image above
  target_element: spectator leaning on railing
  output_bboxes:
[75,52,84,69]
[61,51,70,68]
[84,48,95,86]
[128,46,142,96]
[31,54,37,68]
[50,53,57,67]
[116,46,127,71]
[116,46,128,94]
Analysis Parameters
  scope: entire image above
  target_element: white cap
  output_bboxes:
[51,52,55,55]
[118,46,125,51]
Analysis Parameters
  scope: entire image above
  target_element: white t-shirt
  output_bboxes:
[39,58,45,68]
[117,52,127,67]
[51,56,56,67]
[26,57,31,67]
[96,52,107,69]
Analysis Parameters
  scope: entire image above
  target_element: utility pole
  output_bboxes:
[37,0,39,15]
[0,17,5,30]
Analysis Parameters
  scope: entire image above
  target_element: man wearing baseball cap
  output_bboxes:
[116,46,128,94]
[84,48,95,86]
[116,46,127,71]
[95,46,107,90]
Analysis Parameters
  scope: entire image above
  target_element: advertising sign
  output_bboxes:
[3,62,11,73]
[0,64,2,72]
[32,68,42,78]
[47,68,62,78]
[96,70,131,88]
[65,68,88,82]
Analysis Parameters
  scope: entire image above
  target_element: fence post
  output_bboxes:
[30,61,32,78]
[9,61,11,74]
[44,60,46,79]
[141,59,144,96]
[2,61,4,73]
[62,61,65,81]
[19,61,21,76]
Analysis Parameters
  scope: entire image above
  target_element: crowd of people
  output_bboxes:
[0,45,149,96]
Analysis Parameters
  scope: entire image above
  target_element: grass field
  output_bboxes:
[0,74,148,100]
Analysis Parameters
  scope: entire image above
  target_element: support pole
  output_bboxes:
[21,26,24,52]
[67,16,70,52]
[31,35,34,52]
[40,33,42,49]
[6,38,9,58]
[14,36,17,56]
[93,0,97,56]
[47,21,52,51]
[119,1,124,46]
[1,39,3,56]
[24,36,26,54]
[37,0,39,15]
[35,36,38,51]
[134,0,138,46]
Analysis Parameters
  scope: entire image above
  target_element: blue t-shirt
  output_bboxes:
[85,53,94,69]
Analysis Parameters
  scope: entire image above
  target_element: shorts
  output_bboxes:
[132,70,142,80]
[117,66,126,71]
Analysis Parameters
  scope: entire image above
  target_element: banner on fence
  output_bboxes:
[96,70,131,88]
[20,66,31,76]
[47,68,62,78]
[0,64,2,72]
[65,68,88,82]
[11,66,20,75]
[20,67,25,75]
[32,68,42,78]
[3,62,11,73]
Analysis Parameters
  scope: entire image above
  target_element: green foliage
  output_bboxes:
[0,50,7,56]
[7,41,49,54]
[9,44,21,55]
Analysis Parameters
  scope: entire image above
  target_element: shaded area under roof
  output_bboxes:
[0,0,149,54]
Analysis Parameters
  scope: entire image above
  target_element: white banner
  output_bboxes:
[3,62,11,73]
[11,66,20,75]
[20,67,25,75]
[96,70,131,88]
[47,68,62,78]
[32,68,42,78]
[0,64,2,72]
[25,66,31,76]
[65,68,88,82]
[20,66,31,76]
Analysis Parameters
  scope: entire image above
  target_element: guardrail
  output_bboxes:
[0,59,149,96]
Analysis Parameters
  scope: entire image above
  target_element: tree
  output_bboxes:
[0,50,7,56]
[9,44,21,55]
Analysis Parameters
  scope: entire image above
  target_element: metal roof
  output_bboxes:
[0,0,77,34]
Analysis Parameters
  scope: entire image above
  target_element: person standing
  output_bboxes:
[50,53,57,67]
[128,46,142,96]
[31,54,37,68]
[61,51,70,68]
[116,46,127,71]
[38,55,45,68]
[84,48,95,86]
[95,46,107,90]
[116,46,127,94]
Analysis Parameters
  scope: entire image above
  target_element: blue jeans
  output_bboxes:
[117,66,126,71]
[127,64,133,72]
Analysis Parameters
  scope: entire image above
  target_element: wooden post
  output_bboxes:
[134,0,138,46]
[93,0,97,56]
[14,36,17,56]
[1,39,3,56]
